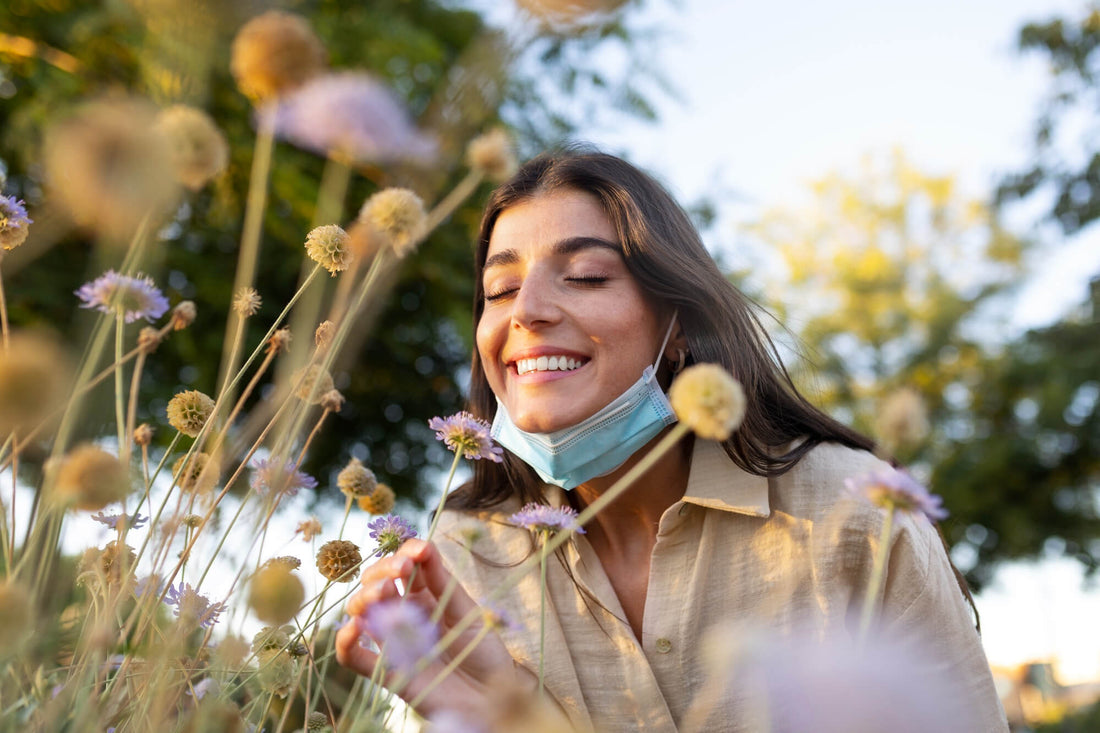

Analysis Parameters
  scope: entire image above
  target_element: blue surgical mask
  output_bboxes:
[489,316,679,490]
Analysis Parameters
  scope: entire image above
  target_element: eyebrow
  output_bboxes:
[483,236,621,271]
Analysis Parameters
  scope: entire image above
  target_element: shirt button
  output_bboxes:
[655,637,672,654]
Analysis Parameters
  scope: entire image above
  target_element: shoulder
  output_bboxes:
[770,441,887,518]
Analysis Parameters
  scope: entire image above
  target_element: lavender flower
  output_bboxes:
[367,514,418,557]
[360,598,438,674]
[260,71,437,164]
[508,502,585,535]
[75,270,170,323]
[845,468,947,521]
[428,412,504,462]
[250,458,318,497]
[0,194,32,251]
[91,511,149,531]
[164,582,227,628]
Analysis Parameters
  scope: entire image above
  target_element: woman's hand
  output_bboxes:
[335,538,529,718]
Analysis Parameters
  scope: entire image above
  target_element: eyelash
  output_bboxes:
[483,274,609,302]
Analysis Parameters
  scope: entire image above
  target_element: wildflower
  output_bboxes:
[250,458,317,497]
[367,514,418,557]
[307,711,331,731]
[304,224,351,276]
[252,625,295,654]
[357,483,395,515]
[267,327,292,354]
[164,582,227,628]
[43,98,179,241]
[76,270,170,324]
[83,541,137,587]
[668,363,746,441]
[91,511,149,531]
[189,677,220,700]
[0,194,32,250]
[874,387,930,454]
[358,187,427,259]
[170,300,197,330]
[0,330,73,437]
[295,516,323,542]
[261,72,437,164]
[256,647,297,697]
[249,564,305,625]
[166,390,215,437]
[320,389,345,413]
[172,453,219,494]
[230,10,326,102]
[182,514,203,528]
[262,556,302,572]
[133,423,154,446]
[137,326,162,353]
[293,364,335,403]
[360,599,438,674]
[508,503,585,535]
[154,105,229,191]
[428,411,504,462]
[0,581,33,653]
[337,457,377,499]
[315,320,335,349]
[845,468,948,522]
[466,128,517,182]
[316,539,362,582]
[52,444,130,511]
[233,287,262,317]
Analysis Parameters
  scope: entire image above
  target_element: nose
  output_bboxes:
[510,271,561,330]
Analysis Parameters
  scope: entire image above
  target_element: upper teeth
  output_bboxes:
[516,356,583,375]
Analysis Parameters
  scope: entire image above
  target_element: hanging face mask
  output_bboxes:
[490,315,679,491]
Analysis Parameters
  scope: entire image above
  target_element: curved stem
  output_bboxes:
[426,451,463,543]
[857,507,895,644]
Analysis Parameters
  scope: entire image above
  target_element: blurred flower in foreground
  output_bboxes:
[52,444,130,511]
[232,286,262,317]
[508,503,585,534]
[249,564,305,626]
[44,98,179,241]
[306,711,331,731]
[357,483,396,515]
[169,300,197,331]
[668,363,746,441]
[230,10,327,102]
[360,598,438,674]
[358,187,427,259]
[0,581,33,655]
[261,71,437,164]
[166,389,216,437]
[337,457,377,499]
[0,330,73,436]
[91,511,148,531]
[367,514,418,557]
[76,270,170,324]
[172,452,219,494]
[428,411,504,462]
[845,467,947,522]
[467,128,517,182]
[256,648,297,698]
[164,582,227,628]
[304,223,351,276]
[251,458,317,497]
[316,539,362,583]
[0,194,32,250]
[295,516,323,542]
[874,386,930,455]
[154,105,229,191]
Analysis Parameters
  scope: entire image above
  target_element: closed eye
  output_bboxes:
[483,287,516,302]
[565,275,609,286]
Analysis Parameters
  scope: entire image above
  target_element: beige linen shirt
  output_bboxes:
[435,440,1008,732]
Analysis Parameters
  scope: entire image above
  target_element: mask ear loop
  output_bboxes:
[652,311,679,372]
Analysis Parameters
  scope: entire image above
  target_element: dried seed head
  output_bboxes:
[358,188,426,259]
[166,389,216,437]
[230,10,327,102]
[293,364,334,404]
[262,556,302,572]
[170,300,197,330]
[314,320,335,350]
[668,364,747,441]
[256,647,297,698]
[138,326,163,354]
[249,565,305,626]
[267,328,292,354]
[315,539,362,582]
[337,457,377,499]
[172,452,218,494]
[52,444,130,511]
[320,389,345,413]
[0,330,73,437]
[133,423,155,446]
[183,514,204,528]
[295,517,322,542]
[356,483,395,516]
[874,387,930,454]
[304,224,351,276]
[307,711,331,731]
[154,105,229,190]
[0,581,33,652]
[233,287,262,317]
[466,128,517,182]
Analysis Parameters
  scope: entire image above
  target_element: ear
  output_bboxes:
[663,320,689,363]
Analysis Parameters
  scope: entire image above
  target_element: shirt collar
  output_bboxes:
[682,439,771,517]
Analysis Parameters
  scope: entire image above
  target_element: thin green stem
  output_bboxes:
[426,451,463,543]
[0,254,10,352]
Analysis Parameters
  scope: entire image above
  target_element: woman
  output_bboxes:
[336,150,1007,731]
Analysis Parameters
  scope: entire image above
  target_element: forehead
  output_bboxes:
[486,188,617,255]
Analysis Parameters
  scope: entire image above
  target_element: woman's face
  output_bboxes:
[476,188,668,433]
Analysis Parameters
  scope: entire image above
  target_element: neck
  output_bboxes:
[569,429,694,553]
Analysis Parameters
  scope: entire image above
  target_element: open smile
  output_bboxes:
[514,355,587,375]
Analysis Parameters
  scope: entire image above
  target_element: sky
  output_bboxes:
[567,0,1100,684]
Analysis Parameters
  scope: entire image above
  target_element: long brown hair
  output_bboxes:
[449,147,875,511]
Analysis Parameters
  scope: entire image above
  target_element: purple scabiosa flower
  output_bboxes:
[260,72,437,164]
[367,514,418,557]
[428,412,504,462]
[508,502,585,535]
[75,270,170,323]
[91,511,149,531]
[360,598,438,674]
[164,582,227,628]
[250,458,318,497]
[426,709,488,733]
[0,195,33,251]
[845,468,947,522]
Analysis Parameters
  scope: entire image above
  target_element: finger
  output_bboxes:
[344,573,400,619]
[334,614,381,677]
[394,540,484,625]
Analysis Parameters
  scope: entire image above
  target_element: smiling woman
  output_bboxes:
[336,148,1009,732]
